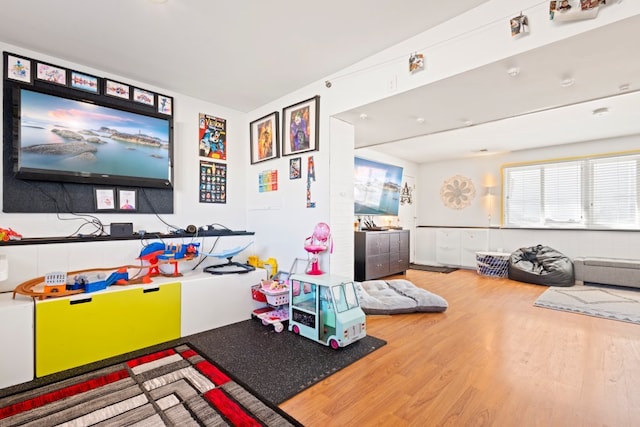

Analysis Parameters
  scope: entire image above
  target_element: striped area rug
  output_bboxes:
[0,344,301,426]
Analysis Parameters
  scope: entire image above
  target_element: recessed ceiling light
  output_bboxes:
[560,77,575,88]
[463,120,473,126]
[416,117,425,124]
[619,84,630,92]
[506,67,520,77]
[359,113,368,120]
[592,107,609,117]
[150,0,167,3]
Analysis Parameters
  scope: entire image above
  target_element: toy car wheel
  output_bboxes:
[292,325,300,335]
[274,322,284,333]
[262,319,269,326]
[329,339,340,350]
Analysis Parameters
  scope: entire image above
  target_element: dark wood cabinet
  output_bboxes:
[354,230,410,281]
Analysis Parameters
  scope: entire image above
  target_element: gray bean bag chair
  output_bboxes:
[355,279,448,315]
[508,244,574,287]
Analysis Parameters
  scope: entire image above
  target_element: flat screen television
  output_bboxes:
[13,87,173,188]
[354,157,403,216]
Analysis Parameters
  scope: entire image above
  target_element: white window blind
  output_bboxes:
[503,153,640,229]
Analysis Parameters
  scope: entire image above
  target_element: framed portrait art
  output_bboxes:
[94,188,116,211]
[118,189,137,211]
[282,95,319,156]
[250,112,279,164]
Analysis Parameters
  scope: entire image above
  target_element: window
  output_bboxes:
[503,153,640,229]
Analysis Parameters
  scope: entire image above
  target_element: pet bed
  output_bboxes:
[355,279,448,315]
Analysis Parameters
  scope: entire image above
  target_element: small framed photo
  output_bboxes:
[94,188,116,211]
[282,95,320,156]
[133,88,155,106]
[105,79,130,99]
[118,189,137,211]
[5,53,32,84]
[250,111,279,164]
[71,71,99,93]
[157,94,173,115]
[36,62,67,85]
[289,157,302,179]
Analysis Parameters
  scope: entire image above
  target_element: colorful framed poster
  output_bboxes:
[250,111,279,164]
[289,157,301,179]
[282,95,319,156]
[94,188,116,211]
[71,71,99,93]
[158,95,173,115]
[259,169,278,193]
[118,189,137,211]
[36,62,67,85]
[199,160,227,203]
[133,88,155,106]
[198,113,227,160]
[105,80,130,99]
[5,53,32,84]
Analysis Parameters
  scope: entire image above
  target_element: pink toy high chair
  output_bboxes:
[304,222,332,275]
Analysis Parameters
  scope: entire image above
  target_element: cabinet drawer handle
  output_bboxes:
[70,297,92,305]
[143,287,160,293]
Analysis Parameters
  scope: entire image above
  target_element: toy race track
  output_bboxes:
[13,241,201,300]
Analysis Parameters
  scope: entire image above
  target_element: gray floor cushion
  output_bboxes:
[356,279,448,315]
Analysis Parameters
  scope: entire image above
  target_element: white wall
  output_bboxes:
[415,135,640,265]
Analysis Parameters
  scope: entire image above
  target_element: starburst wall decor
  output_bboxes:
[440,175,475,209]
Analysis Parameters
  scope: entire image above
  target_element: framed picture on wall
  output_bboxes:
[36,62,67,85]
[71,71,99,93]
[133,88,155,106]
[289,157,301,179]
[105,79,130,99]
[118,189,137,211]
[5,53,32,84]
[157,95,173,115]
[250,111,279,164]
[282,95,319,156]
[94,188,116,211]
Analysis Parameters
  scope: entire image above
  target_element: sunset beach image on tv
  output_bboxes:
[17,88,172,187]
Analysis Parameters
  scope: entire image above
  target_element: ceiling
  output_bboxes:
[0,0,488,112]
[339,13,640,163]
[1,1,637,165]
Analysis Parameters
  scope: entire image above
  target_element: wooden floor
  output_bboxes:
[279,269,640,426]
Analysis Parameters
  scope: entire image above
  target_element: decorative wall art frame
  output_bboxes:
[105,79,130,99]
[250,111,279,164]
[409,53,424,73]
[5,53,32,84]
[36,62,67,85]
[440,175,476,210]
[94,188,116,211]
[282,95,319,156]
[199,160,227,203]
[118,189,137,211]
[289,157,301,179]
[133,87,155,106]
[70,71,99,93]
[157,95,173,115]
[510,13,529,37]
[198,113,227,160]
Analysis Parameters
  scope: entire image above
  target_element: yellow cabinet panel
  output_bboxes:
[36,282,180,377]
